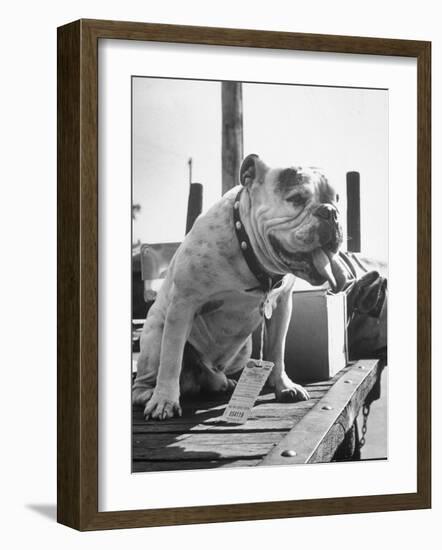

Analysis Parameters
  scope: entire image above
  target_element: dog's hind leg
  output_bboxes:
[183,340,252,396]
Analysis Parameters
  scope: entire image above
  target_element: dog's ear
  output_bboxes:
[239,154,268,186]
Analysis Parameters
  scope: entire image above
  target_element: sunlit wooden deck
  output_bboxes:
[132,359,380,473]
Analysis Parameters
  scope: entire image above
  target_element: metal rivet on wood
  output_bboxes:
[281,449,297,457]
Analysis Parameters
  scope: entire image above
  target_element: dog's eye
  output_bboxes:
[287,194,306,207]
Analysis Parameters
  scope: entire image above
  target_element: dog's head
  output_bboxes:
[239,153,347,291]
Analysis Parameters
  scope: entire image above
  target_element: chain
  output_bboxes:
[359,403,371,448]
[257,291,270,365]
[259,308,266,365]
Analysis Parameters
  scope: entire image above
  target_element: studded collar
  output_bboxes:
[233,188,284,293]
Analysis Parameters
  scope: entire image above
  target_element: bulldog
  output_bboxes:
[133,154,347,420]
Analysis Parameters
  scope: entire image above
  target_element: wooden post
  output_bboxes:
[346,171,361,252]
[222,81,243,195]
[185,183,203,234]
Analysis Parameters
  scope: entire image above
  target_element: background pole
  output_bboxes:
[221,81,243,195]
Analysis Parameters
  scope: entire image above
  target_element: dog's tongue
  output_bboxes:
[312,248,347,292]
[312,248,336,289]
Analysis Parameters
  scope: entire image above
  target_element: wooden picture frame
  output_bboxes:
[57,19,431,531]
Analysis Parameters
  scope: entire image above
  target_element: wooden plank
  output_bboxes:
[242,401,320,418]
[300,383,335,390]
[133,393,319,422]
[133,442,277,461]
[134,431,284,448]
[132,399,318,431]
[259,360,380,465]
[133,417,295,433]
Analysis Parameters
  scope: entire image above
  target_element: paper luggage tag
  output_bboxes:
[222,359,274,424]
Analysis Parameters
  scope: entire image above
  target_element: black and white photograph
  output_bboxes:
[53,15,430,525]
[131,76,388,473]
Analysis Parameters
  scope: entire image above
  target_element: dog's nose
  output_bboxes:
[314,203,338,222]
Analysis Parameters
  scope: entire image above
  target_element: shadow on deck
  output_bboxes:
[132,360,383,472]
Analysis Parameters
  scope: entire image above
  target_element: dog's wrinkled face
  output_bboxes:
[240,154,347,291]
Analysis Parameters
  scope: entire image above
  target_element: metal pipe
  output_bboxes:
[346,171,361,252]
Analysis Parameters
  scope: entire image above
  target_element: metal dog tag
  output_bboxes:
[263,299,273,319]
[222,359,274,424]
[261,295,274,320]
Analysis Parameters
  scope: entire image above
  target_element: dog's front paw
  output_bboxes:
[144,391,182,420]
[273,374,310,402]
